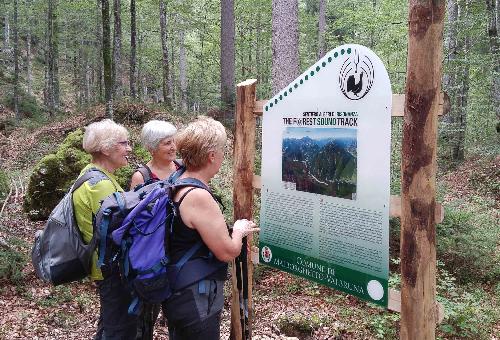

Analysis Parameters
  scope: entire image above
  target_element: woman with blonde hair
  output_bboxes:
[161,116,259,340]
[72,119,137,340]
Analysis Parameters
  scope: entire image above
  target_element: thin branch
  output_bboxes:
[0,181,13,220]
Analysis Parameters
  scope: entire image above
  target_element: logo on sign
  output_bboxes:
[261,246,272,263]
[339,49,374,100]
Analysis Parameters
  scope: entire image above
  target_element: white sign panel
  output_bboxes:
[259,44,391,306]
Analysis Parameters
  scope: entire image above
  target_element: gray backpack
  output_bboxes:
[31,168,106,285]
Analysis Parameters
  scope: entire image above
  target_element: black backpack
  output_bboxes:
[31,168,107,285]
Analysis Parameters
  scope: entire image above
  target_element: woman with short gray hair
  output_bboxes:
[129,120,180,190]
[129,120,180,339]
[73,119,136,339]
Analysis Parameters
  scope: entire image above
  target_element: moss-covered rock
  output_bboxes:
[24,129,91,220]
[23,129,151,220]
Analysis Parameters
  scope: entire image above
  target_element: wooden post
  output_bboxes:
[230,79,257,340]
[401,1,445,339]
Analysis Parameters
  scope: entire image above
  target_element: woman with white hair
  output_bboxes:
[129,120,179,340]
[129,120,180,190]
[72,119,136,339]
[161,116,259,340]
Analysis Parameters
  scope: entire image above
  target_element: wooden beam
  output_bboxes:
[231,78,258,340]
[388,289,444,324]
[400,1,444,338]
[253,93,449,117]
[251,175,444,223]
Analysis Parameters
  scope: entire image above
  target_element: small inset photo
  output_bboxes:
[282,127,357,200]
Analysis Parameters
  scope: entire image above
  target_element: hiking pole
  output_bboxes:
[234,253,245,338]
[241,236,250,339]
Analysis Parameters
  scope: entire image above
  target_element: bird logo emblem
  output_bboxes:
[339,49,374,100]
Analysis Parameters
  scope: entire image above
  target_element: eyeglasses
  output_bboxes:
[117,140,130,147]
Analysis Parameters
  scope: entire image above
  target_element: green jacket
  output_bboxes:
[73,163,122,280]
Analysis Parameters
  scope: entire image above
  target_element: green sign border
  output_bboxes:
[259,242,388,307]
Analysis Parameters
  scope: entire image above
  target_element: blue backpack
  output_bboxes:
[95,175,227,314]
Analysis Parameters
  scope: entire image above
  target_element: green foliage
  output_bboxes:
[277,313,329,338]
[0,238,28,285]
[37,285,74,308]
[370,312,399,339]
[467,157,499,199]
[0,169,9,201]
[3,91,44,119]
[436,204,500,283]
[437,263,499,339]
[23,129,90,220]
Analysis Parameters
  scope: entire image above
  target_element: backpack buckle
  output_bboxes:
[160,257,170,266]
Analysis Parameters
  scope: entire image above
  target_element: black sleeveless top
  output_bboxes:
[170,187,228,280]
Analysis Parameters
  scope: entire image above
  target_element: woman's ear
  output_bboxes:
[101,145,113,157]
[208,150,216,163]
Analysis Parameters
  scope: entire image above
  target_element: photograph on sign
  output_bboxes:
[259,44,391,307]
[282,127,357,199]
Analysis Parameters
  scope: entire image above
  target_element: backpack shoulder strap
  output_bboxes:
[172,177,224,208]
[137,164,153,183]
[173,177,209,191]
[173,159,183,169]
[71,168,107,193]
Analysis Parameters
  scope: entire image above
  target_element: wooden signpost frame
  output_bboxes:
[230,78,448,339]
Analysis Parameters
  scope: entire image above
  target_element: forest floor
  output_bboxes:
[0,108,498,339]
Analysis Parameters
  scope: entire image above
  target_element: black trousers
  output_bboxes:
[162,279,224,340]
[94,273,138,340]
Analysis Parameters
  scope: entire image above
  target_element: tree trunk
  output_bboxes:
[27,29,32,97]
[179,26,187,112]
[256,1,262,87]
[442,0,469,163]
[3,12,9,53]
[45,0,59,116]
[220,0,235,116]
[130,0,137,99]
[317,0,327,59]
[440,0,458,163]
[271,0,299,96]
[112,0,122,99]
[160,0,172,108]
[169,23,176,107]
[13,0,20,120]
[400,1,444,339]
[102,0,113,118]
[486,0,499,130]
[95,0,104,102]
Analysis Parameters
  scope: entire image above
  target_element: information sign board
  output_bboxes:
[259,44,391,307]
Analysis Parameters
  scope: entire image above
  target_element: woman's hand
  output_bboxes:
[232,219,260,237]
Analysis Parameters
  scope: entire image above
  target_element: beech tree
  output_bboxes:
[102,0,113,117]
[221,0,235,116]
[13,0,19,120]
[160,0,171,108]
[317,0,327,59]
[45,0,60,116]
[486,0,499,130]
[130,0,137,99]
[271,0,299,95]
[112,0,122,99]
